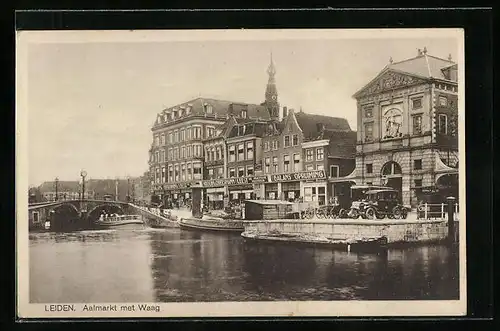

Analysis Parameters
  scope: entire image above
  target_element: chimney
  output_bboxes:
[283,106,288,118]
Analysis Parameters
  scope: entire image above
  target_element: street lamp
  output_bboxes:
[54,177,59,202]
[127,176,131,203]
[80,170,87,201]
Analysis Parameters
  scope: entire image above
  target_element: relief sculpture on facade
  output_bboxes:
[358,71,424,97]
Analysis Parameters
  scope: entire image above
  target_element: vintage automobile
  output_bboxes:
[348,188,408,220]
[335,185,387,218]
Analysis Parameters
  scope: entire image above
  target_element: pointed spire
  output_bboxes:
[267,51,276,79]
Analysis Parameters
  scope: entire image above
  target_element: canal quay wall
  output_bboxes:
[242,218,459,245]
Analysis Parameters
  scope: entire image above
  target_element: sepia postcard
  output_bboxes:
[16,28,466,318]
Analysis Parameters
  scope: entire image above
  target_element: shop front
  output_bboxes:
[281,181,300,202]
[269,169,327,203]
[205,187,225,210]
[163,182,192,208]
[264,183,279,200]
[228,185,254,202]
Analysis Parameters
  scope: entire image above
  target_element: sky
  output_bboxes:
[24,30,459,186]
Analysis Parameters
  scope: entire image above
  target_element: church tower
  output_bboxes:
[264,52,280,121]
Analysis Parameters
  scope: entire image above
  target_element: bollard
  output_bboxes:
[446,197,456,243]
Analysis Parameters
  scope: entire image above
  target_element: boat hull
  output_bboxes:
[93,220,145,230]
[179,218,244,233]
[241,231,388,252]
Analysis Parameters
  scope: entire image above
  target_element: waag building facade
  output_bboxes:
[339,48,459,207]
[148,55,357,208]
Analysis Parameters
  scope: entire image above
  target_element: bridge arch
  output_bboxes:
[86,204,125,221]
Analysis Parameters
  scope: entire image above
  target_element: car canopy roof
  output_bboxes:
[365,189,398,195]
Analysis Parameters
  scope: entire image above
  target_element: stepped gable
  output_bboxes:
[294,110,352,141]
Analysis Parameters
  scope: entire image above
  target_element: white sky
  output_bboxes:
[23,30,459,186]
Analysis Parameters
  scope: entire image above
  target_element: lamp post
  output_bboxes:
[127,176,131,203]
[80,170,87,201]
[54,177,59,201]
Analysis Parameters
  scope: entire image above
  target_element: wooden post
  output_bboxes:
[446,196,456,243]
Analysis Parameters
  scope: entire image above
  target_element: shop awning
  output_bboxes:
[434,154,459,182]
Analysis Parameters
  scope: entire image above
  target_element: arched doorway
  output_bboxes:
[381,161,403,202]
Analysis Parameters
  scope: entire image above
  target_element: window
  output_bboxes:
[238,166,245,177]
[229,168,235,178]
[272,156,278,173]
[246,141,253,160]
[316,148,324,161]
[272,140,279,150]
[168,132,173,144]
[168,166,173,182]
[217,167,223,178]
[175,130,180,143]
[204,104,213,114]
[264,141,270,151]
[160,133,165,145]
[317,164,324,171]
[306,164,314,171]
[330,165,339,178]
[186,145,191,158]
[366,163,373,174]
[229,145,236,162]
[412,114,423,135]
[293,154,300,172]
[186,127,191,140]
[247,166,254,176]
[364,105,373,118]
[160,150,165,162]
[154,134,159,146]
[155,168,160,183]
[181,164,186,181]
[414,159,423,170]
[161,166,166,183]
[186,105,192,115]
[283,155,290,172]
[208,169,214,176]
[195,144,203,157]
[439,96,448,106]
[284,135,290,147]
[306,149,313,161]
[181,146,185,159]
[205,148,210,162]
[265,157,270,173]
[174,165,179,182]
[364,122,373,141]
[187,163,192,180]
[216,147,221,160]
[193,126,202,139]
[292,134,299,146]
[237,144,244,161]
[438,114,448,134]
[414,179,423,188]
[412,98,422,109]
[180,129,185,142]
[207,127,215,138]
[193,162,202,178]
[211,149,215,162]
[241,110,247,118]
[155,151,159,163]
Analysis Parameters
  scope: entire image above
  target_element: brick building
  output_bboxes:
[349,48,459,206]
[148,53,357,208]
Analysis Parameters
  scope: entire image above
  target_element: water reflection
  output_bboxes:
[29,228,459,303]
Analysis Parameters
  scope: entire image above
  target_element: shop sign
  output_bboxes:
[270,170,326,183]
[202,176,268,188]
[421,186,439,193]
[163,182,191,190]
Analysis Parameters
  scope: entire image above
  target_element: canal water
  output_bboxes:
[29,228,459,303]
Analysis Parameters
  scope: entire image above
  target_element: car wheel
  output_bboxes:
[376,212,385,219]
[365,207,376,219]
[392,206,402,219]
[338,208,347,219]
[350,209,360,219]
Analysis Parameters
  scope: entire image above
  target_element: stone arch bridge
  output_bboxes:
[28,199,137,231]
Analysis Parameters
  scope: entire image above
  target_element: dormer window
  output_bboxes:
[178,108,184,117]
[204,103,213,114]
[186,105,192,114]
[241,110,247,118]
[163,113,168,122]
[172,110,177,119]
